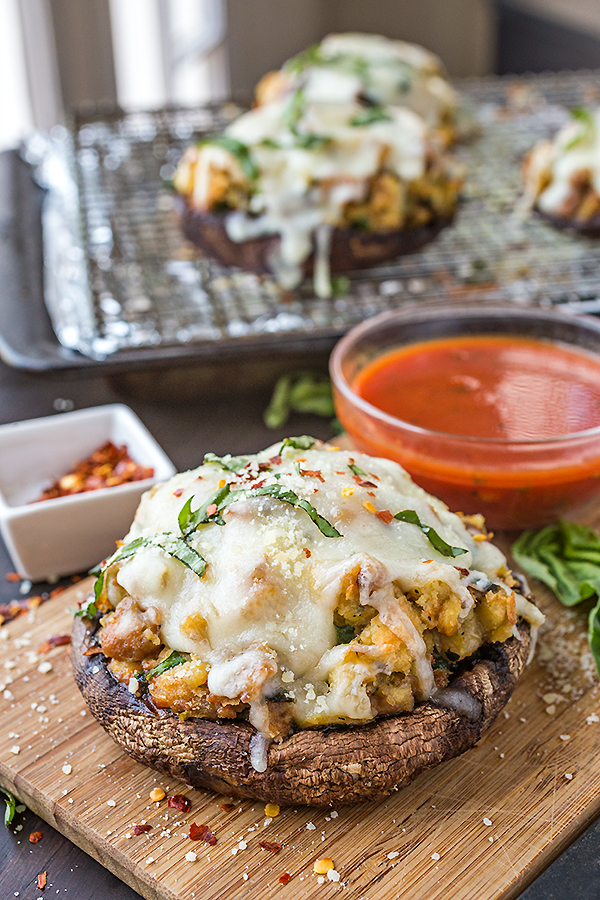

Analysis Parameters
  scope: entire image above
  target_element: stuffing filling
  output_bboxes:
[86,439,544,767]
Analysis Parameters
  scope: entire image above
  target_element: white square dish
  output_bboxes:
[0,404,176,582]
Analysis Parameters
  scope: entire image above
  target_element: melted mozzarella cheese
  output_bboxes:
[111,441,540,745]
[524,109,600,215]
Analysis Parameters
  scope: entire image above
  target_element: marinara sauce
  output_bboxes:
[339,334,600,528]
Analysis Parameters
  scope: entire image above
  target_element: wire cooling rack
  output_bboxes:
[33,71,600,360]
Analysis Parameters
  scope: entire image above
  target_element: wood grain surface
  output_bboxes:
[0,563,599,900]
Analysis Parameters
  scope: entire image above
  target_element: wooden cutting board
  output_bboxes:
[1,562,599,900]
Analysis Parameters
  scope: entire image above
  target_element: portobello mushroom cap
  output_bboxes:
[72,614,530,807]
[176,201,454,277]
[536,207,600,236]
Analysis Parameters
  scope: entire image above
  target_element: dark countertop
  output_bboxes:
[0,355,597,900]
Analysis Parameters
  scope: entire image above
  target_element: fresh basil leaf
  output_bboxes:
[589,597,600,678]
[180,484,231,535]
[285,88,306,132]
[564,107,594,150]
[242,483,341,537]
[335,623,355,644]
[1,788,16,826]
[146,651,188,681]
[348,463,367,477]
[259,138,281,149]
[264,374,334,428]
[279,435,316,454]
[512,521,600,607]
[393,509,468,558]
[432,653,452,671]
[73,597,99,620]
[350,106,392,127]
[512,520,600,679]
[203,452,249,473]
[157,536,207,578]
[294,133,332,150]
[197,135,259,181]
[93,536,149,600]
[286,43,324,76]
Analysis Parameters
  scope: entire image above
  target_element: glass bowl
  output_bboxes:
[330,303,600,530]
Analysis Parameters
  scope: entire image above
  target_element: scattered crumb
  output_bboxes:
[106,800,116,808]
[62,764,72,775]
[387,851,399,860]
[587,713,599,724]
[185,851,198,862]
[560,734,571,741]
[483,818,493,827]
[37,661,52,674]
[431,852,441,861]
[565,773,573,780]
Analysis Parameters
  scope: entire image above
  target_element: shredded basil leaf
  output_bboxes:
[197,135,259,181]
[279,435,317,454]
[1,788,16,826]
[146,651,188,681]
[285,43,324,76]
[242,483,342,537]
[335,623,355,644]
[203,452,249,473]
[432,653,452,671]
[348,463,367,477]
[393,510,468,558]
[294,133,332,150]
[350,106,392,127]
[180,484,231,535]
[157,536,207,577]
[564,107,595,150]
[73,597,99,620]
[183,480,341,538]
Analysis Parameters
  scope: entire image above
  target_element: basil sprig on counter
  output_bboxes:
[512,520,600,675]
[264,373,334,429]
[393,509,468,559]
[1,788,16,827]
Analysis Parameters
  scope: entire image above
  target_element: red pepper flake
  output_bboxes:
[5,572,20,582]
[29,831,43,844]
[219,802,235,812]
[132,823,153,835]
[168,794,191,813]
[423,560,433,564]
[303,548,311,558]
[49,587,65,598]
[353,476,377,488]
[38,634,71,653]
[376,509,393,524]
[206,503,217,517]
[37,871,47,890]
[455,566,470,577]
[83,646,103,656]
[300,469,325,483]
[252,479,266,490]
[34,441,154,501]
[269,455,282,466]
[279,873,292,885]
[259,840,282,853]
[173,487,184,497]
[189,823,217,845]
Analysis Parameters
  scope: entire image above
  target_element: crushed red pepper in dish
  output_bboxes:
[35,441,154,501]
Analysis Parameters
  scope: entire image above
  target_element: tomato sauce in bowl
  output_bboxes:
[330,305,600,529]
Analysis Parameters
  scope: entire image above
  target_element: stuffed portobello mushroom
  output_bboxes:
[173,93,463,298]
[522,107,600,233]
[254,33,460,145]
[72,438,543,807]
